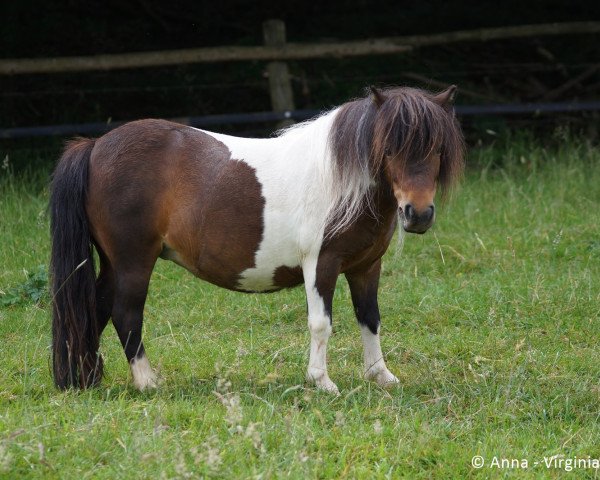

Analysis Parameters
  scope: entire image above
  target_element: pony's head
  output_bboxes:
[330,85,465,236]
[370,85,465,233]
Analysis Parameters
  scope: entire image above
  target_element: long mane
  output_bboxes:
[326,86,465,236]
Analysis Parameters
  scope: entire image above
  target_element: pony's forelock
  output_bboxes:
[371,87,465,198]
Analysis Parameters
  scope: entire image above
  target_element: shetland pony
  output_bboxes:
[50,85,464,393]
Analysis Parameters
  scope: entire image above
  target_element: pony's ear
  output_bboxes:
[432,85,457,112]
[369,85,386,108]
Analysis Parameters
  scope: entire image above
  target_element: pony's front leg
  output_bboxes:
[346,260,399,388]
[303,255,340,394]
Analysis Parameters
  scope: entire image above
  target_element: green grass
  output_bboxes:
[1,138,599,478]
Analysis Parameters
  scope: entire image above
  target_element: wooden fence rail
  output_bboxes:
[1,22,599,75]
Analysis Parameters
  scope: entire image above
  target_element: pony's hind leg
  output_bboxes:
[90,252,115,379]
[110,252,160,391]
[346,260,399,388]
[95,250,115,335]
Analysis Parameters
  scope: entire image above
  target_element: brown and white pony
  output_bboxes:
[50,85,464,393]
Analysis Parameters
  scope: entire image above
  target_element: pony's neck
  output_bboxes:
[276,108,396,238]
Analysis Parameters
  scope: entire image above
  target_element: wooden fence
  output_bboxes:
[2,20,599,135]
[2,21,599,75]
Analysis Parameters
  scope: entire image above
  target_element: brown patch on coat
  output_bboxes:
[273,265,304,289]
[86,119,265,291]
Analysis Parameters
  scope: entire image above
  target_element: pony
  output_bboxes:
[50,85,465,394]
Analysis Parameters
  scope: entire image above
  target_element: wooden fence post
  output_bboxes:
[263,19,296,127]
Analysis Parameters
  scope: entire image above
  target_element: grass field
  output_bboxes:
[1,137,599,478]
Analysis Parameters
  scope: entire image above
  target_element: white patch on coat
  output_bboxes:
[130,354,158,391]
[197,108,370,292]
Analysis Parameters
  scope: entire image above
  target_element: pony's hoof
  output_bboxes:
[133,371,159,391]
[307,372,340,395]
[366,369,399,389]
[316,378,340,395]
[131,355,159,391]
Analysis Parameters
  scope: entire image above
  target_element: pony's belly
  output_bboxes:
[161,240,304,293]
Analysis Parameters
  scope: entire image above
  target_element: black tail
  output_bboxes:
[50,138,103,389]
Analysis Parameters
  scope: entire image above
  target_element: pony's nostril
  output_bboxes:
[427,205,435,221]
[404,204,414,220]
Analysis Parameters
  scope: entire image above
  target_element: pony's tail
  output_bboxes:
[50,138,102,389]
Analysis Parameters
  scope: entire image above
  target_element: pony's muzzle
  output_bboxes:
[401,204,435,234]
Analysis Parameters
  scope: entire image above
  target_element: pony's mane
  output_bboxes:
[325,86,465,236]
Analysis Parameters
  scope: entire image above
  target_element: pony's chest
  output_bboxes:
[326,209,398,273]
